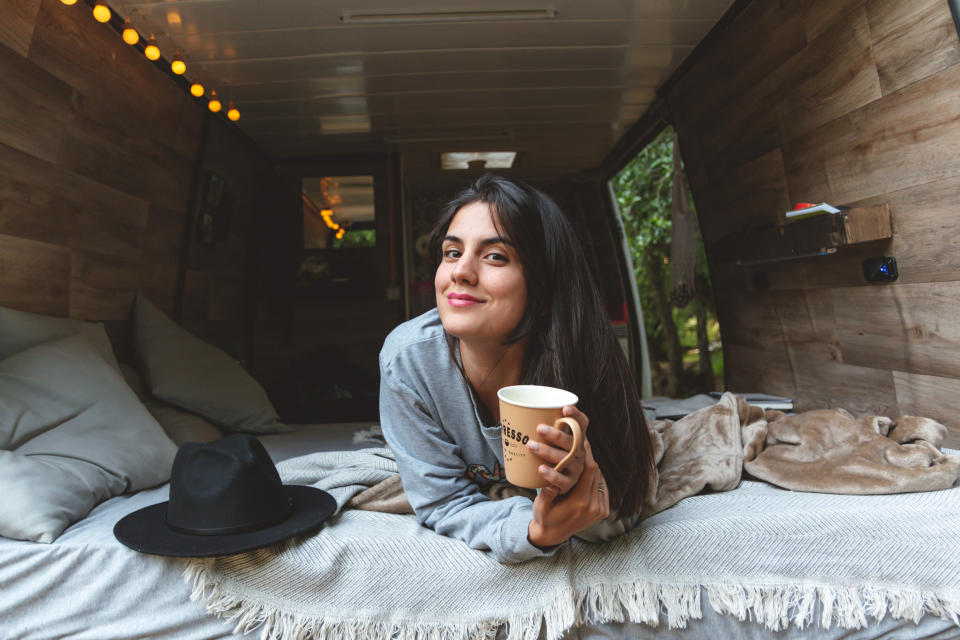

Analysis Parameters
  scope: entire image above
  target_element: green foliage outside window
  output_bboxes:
[611,127,722,397]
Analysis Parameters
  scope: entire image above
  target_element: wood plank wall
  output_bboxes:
[0,0,276,361]
[664,0,960,446]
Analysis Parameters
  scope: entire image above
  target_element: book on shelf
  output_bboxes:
[784,202,847,222]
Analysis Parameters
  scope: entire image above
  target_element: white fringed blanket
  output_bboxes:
[185,446,960,640]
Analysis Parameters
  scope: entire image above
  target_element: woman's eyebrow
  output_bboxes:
[443,234,514,247]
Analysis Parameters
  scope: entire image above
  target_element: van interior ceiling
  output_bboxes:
[2,0,960,445]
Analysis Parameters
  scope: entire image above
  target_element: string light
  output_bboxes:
[55,4,242,121]
[144,37,160,61]
[92,2,111,22]
[208,91,221,113]
[171,54,186,75]
[121,21,139,45]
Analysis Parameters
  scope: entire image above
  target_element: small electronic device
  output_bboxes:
[862,257,898,283]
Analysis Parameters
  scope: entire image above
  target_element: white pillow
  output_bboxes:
[0,334,178,543]
[0,304,121,372]
[132,293,288,434]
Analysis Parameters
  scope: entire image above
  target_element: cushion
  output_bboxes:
[120,363,223,445]
[132,293,288,434]
[0,305,121,372]
[0,334,178,543]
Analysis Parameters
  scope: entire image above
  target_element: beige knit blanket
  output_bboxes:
[185,394,960,639]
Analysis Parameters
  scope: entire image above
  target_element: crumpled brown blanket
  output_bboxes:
[643,392,960,517]
[354,392,960,517]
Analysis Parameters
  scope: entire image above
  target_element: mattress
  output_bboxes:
[0,425,956,640]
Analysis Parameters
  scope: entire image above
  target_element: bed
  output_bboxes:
[1,299,959,640]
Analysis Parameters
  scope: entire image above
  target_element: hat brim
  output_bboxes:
[113,485,337,557]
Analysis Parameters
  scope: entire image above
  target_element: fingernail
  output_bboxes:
[539,465,550,474]
[537,425,549,434]
[528,441,539,451]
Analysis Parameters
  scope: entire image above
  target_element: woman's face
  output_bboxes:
[435,201,527,344]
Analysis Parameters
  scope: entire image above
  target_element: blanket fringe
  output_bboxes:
[183,562,960,639]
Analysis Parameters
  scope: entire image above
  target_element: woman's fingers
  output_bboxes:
[563,405,590,432]
[537,463,575,493]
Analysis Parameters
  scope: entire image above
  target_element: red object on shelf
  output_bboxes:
[793,202,816,210]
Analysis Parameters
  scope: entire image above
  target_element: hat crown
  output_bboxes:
[166,434,290,535]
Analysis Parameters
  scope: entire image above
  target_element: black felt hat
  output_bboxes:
[114,434,336,557]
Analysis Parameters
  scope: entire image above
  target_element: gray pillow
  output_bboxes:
[0,305,121,372]
[132,293,288,434]
[119,363,223,445]
[0,334,178,543]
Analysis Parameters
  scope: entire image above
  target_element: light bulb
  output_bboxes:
[226,103,240,121]
[171,55,186,75]
[121,23,138,45]
[208,91,221,113]
[92,3,111,22]
[190,83,204,97]
[60,0,78,6]
[144,38,160,61]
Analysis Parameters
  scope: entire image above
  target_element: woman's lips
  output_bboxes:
[448,292,482,307]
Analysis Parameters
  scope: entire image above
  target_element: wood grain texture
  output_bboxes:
[0,142,149,259]
[848,173,960,283]
[867,0,960,96]
[0,0,41,57]
[58,107,193,213]
[802,0,866,43]
[783,61,960,206]
[142,203,187,266]
[834,282,960,379]
[777,5,882,144]
[893,370,960,447]
[69,249,140,320]
[724,343,796,399]
[0,40,71,163]
[699,148,791,243]
[0,233,69,315]
[670,0,960,424]
[792,359,898,416]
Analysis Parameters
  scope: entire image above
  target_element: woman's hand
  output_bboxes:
[525,405,589,494]
[527,439,611,549]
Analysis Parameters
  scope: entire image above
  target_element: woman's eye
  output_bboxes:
[486,251,508,263]
[443,248,461,259]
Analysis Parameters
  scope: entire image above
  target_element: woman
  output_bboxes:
[379,174,654,563]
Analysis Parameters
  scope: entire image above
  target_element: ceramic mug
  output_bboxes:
[497,385,584,489]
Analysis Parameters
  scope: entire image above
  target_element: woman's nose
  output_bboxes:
[451,255,477,284]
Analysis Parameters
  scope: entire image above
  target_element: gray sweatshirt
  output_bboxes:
[378,308,555,563]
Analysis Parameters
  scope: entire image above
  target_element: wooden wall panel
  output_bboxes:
[784,61,960,206]
[69,249,141,320]
[0,0,40,56]
[0,234,70,315]
[666,0,960,439]
[835,282,960,379]
[0,0,277,365]
[0,41,71,163]
[867,0,960,95]
[893,371,960,448]
[776,5,882,143]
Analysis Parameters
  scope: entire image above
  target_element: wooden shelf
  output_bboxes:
[711,204,892,266]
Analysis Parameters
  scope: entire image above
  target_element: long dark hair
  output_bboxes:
[429,174,653,516]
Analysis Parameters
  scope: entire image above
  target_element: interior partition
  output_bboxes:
[663,0,960,444]
[0,0,282,361]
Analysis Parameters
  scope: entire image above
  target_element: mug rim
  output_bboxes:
[497,384,578,409]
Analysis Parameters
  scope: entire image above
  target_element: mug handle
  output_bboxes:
[552,416,584,474]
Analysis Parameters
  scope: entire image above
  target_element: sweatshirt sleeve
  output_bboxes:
[378,363,557,564]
